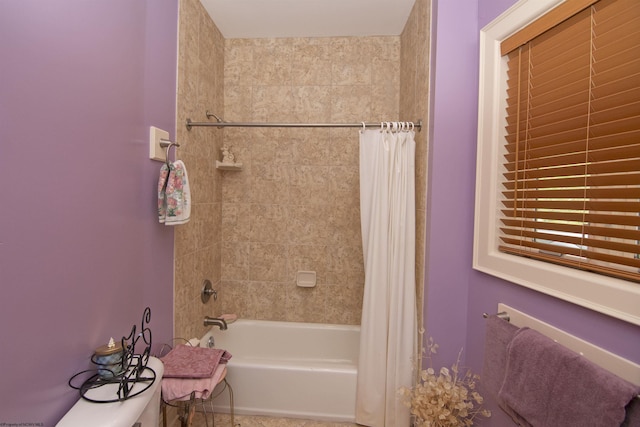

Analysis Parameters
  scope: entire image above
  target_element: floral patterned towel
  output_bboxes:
[157,160,191,225]
[157,163,170,223]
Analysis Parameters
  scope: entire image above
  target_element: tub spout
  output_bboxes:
[204,316,228,330]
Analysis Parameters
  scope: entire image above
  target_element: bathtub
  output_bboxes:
[200,319,360,422]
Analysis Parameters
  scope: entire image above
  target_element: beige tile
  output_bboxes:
[291,44,333,86]
[330,86,371,122]
[285,283,328,323]
[287,204,333,245]
[224,44,254,86]
[289,133,330,166]
[252,86,294,122]
[249,204,289,244]
[331,61,372,86]
[194,247,216,290]
[290,165,330,190]
[224,85,253,122]
[249,242,288,282]
[370,83,400,120]
[249,133,292,165]
[291,86,333,123]
[222,202,252,242]
[252,44,294,86]
[250,181,290,206]
[327,203,361,247]
[249,281,288,320]
[219,280,254,318]
[325,283,364,325]
[221,241,250,280]
[221,168,251,203]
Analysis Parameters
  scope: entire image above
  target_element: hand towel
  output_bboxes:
[161,344,231,379]
[164,160,191,225]
[161,364,227,402]
[482,315,532,426]
[157,163,170,223]
[482,315,519,398]
[498,327,640,427]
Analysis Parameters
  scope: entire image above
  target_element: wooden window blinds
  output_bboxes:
[499,0,640,282]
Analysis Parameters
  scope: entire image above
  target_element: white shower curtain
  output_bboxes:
[356,127,417,427]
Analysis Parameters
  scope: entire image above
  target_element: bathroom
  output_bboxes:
[2,0,639,426]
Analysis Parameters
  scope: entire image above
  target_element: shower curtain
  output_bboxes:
[356,127,417,427]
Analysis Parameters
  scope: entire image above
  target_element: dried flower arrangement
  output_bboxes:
[399,336,491,427]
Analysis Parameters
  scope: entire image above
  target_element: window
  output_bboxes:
[475,0,640,325]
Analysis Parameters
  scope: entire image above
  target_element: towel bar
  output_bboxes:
[482,311,510,322]
[494,303,640,386]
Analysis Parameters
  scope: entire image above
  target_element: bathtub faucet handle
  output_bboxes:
[204,316,228,330]
[201,279,218,303]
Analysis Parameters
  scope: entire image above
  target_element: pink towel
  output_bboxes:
[162,364,227,402]
[161,345,231,379]
[220,313,238,324]
[498,328,640,427]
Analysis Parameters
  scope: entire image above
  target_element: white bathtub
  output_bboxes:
[200,319,360,422]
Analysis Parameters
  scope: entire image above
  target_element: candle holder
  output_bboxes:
[68,307,157,403]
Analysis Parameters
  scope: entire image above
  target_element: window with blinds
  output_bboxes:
[499,0,640,282]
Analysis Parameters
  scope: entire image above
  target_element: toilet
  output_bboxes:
[56,356,164,427]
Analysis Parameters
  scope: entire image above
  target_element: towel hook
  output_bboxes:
[159,139,180,166]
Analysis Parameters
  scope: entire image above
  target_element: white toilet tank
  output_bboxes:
[56,356,164,427]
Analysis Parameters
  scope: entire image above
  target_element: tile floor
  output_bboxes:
[190,412,359,427]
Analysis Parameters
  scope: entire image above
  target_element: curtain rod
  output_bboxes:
[185,117,422,132]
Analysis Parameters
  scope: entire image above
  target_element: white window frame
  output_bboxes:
[474,0,640,326]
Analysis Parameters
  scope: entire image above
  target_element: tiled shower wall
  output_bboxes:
[216,36,401,324]
[174,0,225,340]
[401,0,430,329]
[174,0,430,333]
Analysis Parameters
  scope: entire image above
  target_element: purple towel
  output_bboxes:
[161,344,232,379]
[623,397,640,427]
[483,315,532,426]
[498,328,640,427]
[482,315,519,398]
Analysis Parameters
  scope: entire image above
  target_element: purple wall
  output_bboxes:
[426,0,640,424]
[0,1,177,424]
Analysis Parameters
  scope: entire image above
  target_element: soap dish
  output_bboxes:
[296,271,316,288]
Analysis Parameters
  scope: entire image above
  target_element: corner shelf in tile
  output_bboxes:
[216,160,243,171]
